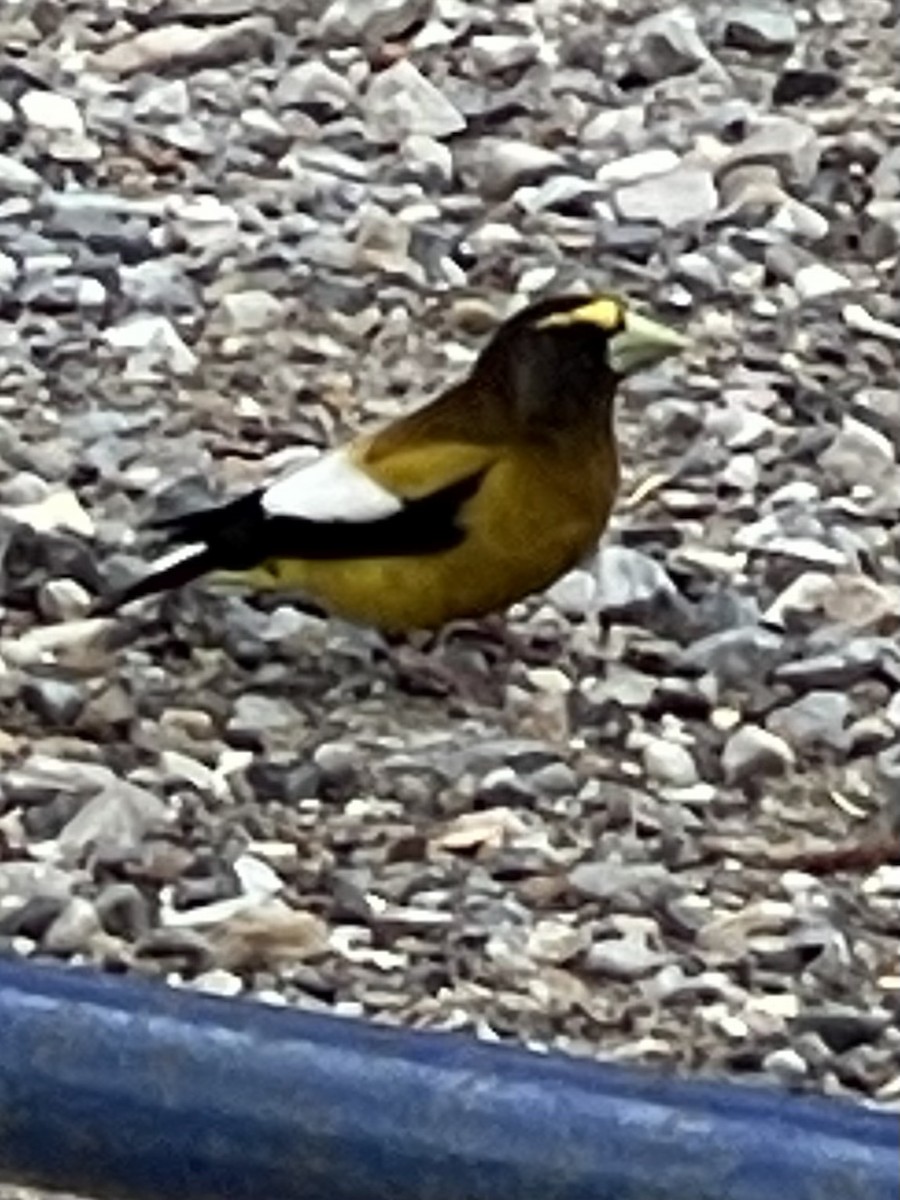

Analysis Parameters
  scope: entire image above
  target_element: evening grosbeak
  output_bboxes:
[95,294,687,630]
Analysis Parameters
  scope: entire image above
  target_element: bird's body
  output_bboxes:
[248,415,618,631]
[97,294,686,630]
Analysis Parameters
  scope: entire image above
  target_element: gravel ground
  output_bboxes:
[0,0,899,1136]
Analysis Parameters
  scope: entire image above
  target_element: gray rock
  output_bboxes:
[763,1047,809,1084]
[43,897,104,954]
[793,1007,890,1053]
[228,694,298,743]
[103,315,198,378]
[0,153,42,196]
[0,862,77,904]
[528,762,578,797]
[546,569,598,617]
[526,919,586,964]
[774,641,885,690]
[722,725,795,784]
[22,677,85,726]
[0,471,51,505]
[133,79,191,120]
[642,738,699,787]
[219,290,286,332]
[581,106,645,146]
[614,165,718,228]
[596,665,657,710]
[683,627,785,686]
[516,175,600,216]
[723,5,798,52]
[568,861,674,904]
[470,34,542,75]
[120,261,198,312]
[626,9,713,81]
[93,17,274,76]
[401,134,454,186]
[476,140,564,200]
[96,882,152,940]
[706,404,776,450]
[821,416,897,490]
[585,935,669,981]
[58,780,170,859]
[595,546,678,618]
[722,116,820,188]
[274,61,357,112]
[365,60,465,143]
[595,149,680,188]
[313,740,361,781]
[319,0,430,45]
[0,895,66,940]
[766,691,851,752]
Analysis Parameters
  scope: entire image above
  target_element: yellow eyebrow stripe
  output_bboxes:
[535,298,623,331]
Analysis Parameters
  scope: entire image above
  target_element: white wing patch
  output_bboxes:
[148,542,206,572]
[261,449,403,524]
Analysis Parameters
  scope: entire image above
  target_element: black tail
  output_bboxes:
[90,544,216,616]
[91,492,265,616]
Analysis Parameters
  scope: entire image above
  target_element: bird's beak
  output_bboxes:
[608,312,689,376]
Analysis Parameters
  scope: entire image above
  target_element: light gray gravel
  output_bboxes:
[0,0,898,1134]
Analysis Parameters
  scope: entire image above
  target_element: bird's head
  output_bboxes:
[475,293,688,429]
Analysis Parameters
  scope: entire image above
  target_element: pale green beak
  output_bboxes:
[608,311,689,376]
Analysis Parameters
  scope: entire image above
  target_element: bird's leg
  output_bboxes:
[377,626,505,705]
[431,614,560,665]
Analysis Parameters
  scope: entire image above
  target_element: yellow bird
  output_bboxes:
[95,294,687,631]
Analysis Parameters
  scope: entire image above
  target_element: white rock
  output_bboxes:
[722,725,795,785]
[58,780,169,859]
[764,572,834,625]
[134,79,191,120]
[2,489,94,537]
[402,133,453,184]
[821,415,896,488]
[843,304,900,345]
[191,969,243,997]
[581,105,645,146]
[794,263,852,300]
[595,149,679,188]
[614,165,718,228]
[763,1047,808,1083]
[642,738,699,787]
[37,578,92,621]
[0,152,42,196]
[274,61,356,110]
[769,199,829,241]
[234,853,283,902]
[93,17,272,76]
[220,290,286,332]
[19,90,85,137]
[320,0,430,44]
[546,569,598,617]
[470,34,542,74]
[478,140,564,198]
[365,60,466,143]
[104,315,198,377]
[724,5,797,52]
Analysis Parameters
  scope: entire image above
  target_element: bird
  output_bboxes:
[94,293,687,632]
